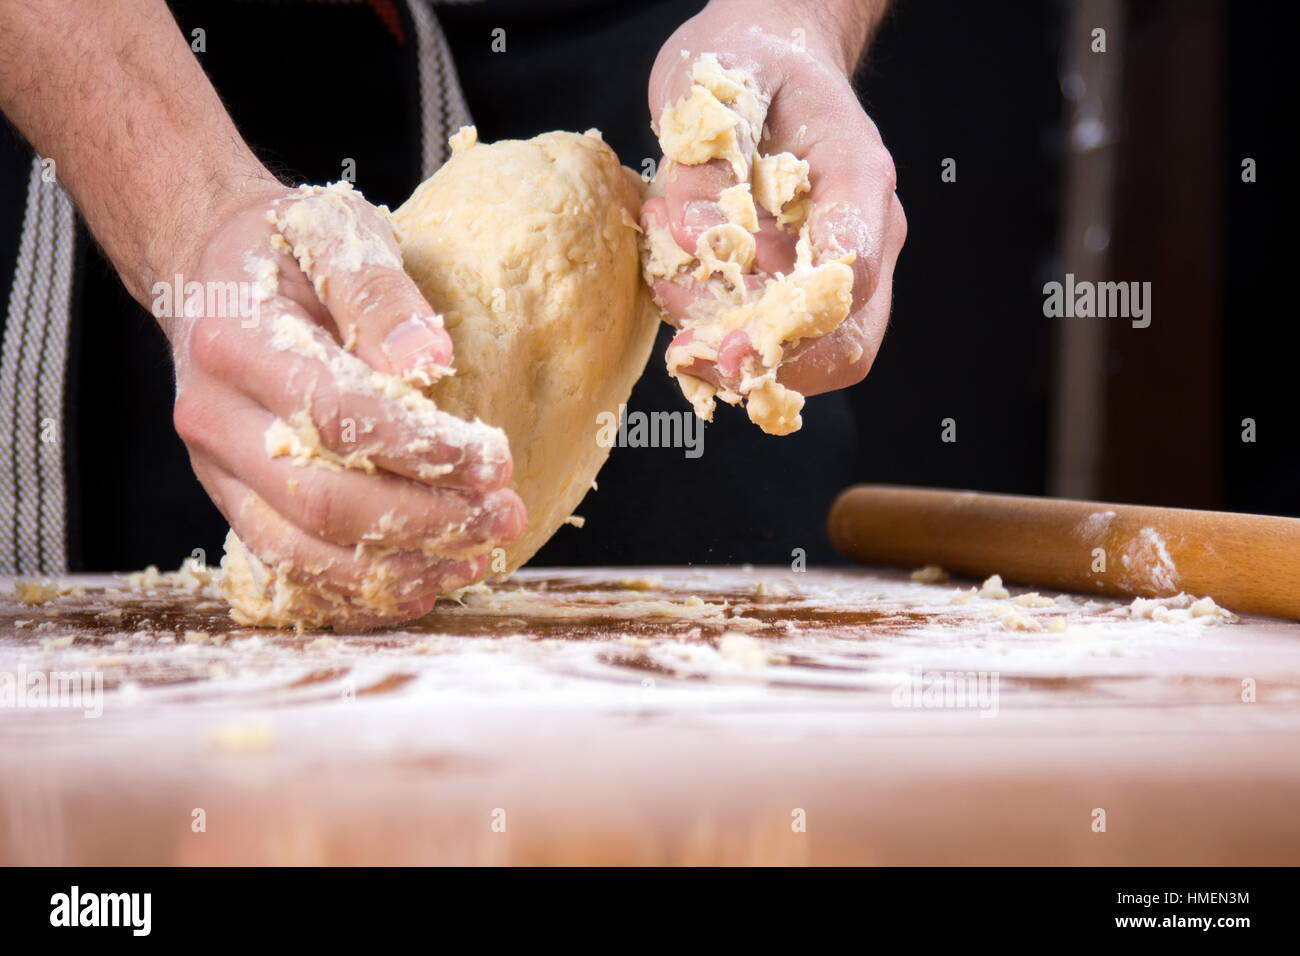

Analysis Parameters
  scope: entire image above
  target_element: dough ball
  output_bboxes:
[395,129,659,573]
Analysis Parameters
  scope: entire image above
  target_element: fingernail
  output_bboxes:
[382,314,453,384]
[399,593,439,618]
[492,495,526,541]
[439,557,484,593]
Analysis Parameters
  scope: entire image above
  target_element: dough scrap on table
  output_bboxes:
[221,128,660,629]
[644,53,856,436]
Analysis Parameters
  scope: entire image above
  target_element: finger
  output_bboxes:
[188,303,511,492]
[665,329,714,383]
[752,214,798,275]
[764,77,900,308]
[320,265,454,388]
[649,272,766,328]
[664,159,737,254]
[651,48,773,253]
[665,326,759,395]
[183,388,525,554]
[210,475,489,627]
[272,184,455,385]
[779,192,905,396]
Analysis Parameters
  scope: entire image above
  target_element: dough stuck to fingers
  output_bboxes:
[645,53,856,436]
[222,128,659,628]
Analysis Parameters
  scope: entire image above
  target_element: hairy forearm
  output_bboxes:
[0,0,276,303]
[706,0,890,74]
[806,0,890,72]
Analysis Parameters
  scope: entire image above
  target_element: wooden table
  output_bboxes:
[2,566,1298,865]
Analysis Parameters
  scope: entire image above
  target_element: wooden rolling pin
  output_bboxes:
[828,485,1300,620]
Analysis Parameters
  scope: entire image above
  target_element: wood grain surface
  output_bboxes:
[2,566,1299,865]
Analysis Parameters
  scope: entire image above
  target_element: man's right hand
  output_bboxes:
[166,182,525,623]
[0,1,526,621]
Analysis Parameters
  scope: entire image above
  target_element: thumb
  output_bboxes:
[273,183,454,385]
[320,264,453,387]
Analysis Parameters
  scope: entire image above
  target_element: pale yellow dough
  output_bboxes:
[222,129,658,628]
[396,129,658,571]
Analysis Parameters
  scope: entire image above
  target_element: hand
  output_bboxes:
[642,0,905,399]
[0,1,523,621]
[163,180,525,625]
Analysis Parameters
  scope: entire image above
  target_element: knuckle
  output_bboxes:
[306,383,348,449]
[298,481,343,540]
[875,145,899,194]
[345,268,408,318]
[891,193,908,245]
[172,389,213,450]
[188,317,237,376]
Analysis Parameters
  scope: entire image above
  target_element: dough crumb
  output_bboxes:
[996,605,1042,632]
[617,576,666,591]
[13,579,59,605]
[121,565,163,589]
[949,587,977,605]
[120,556,220,595]
[910,565,949,584]
[978,574,1011,600]
[445,581,493,604]
[183,630,211,644]
[1013,592,1055,608]
[1126,592,1238,625]
[449,125,478,153]
[717,631,782,669]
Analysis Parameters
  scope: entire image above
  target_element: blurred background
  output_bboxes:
[2,0,1285,573]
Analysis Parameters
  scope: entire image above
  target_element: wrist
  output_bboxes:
[137,159,283,314]
[702,0,880,77]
